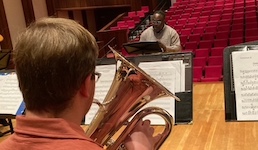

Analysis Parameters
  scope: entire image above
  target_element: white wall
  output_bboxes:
[32,0,48,20]
[3,0,26,48]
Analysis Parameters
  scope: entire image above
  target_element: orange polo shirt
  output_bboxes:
[0,116,103,150]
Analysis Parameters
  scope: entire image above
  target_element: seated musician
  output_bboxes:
[140,10,182,53]
[0,18,160,150]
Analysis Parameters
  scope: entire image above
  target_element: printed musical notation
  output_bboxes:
[85,64,116,124]
[85,60,184,125]
[232,50,258,121]
[0,73,23,115]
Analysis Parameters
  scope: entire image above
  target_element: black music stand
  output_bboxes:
[0,70,25,137]
[123,41,163,55]
[224,41,258,121]
[0,49,11,70]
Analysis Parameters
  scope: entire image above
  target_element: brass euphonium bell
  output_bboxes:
[85,46,180,150]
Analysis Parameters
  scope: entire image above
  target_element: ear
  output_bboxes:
[79,74,93,98]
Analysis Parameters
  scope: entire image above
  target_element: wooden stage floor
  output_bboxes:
[1,82,258,150]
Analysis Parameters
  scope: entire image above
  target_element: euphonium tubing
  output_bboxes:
[85,46,180,149]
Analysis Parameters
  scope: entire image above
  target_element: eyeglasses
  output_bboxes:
[94,72,101,83]
[151,20,162,25]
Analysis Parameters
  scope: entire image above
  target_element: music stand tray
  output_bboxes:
[123,41,163,54]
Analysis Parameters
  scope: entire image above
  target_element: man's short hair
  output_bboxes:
[153,10,166,18]
[14,18,99,114]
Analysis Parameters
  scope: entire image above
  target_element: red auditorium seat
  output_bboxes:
[217,25,231,32]
[229,37,243,46]
[184,23,196,29]
[209,15,221,21]
[202,32,215,40]
[210,47,224,56]
[218,19,232,26]
[233,12,244,19]
[199,16,209,23]
[199,40,213,49]
[245,36,258,42]
[180,35,188,44]
[207,56,223,66]
[211,10,222,16]
[201,65,223,82]
[177,19,188,25]
[141,6,149,13]
[110,26,119,30]
[191,12,201,18]
[128,11,137,18]
[195,48,210,58]
[185,41,199,50]
[245,29,258,37]
[215,31,230,39]
[188,34,201,42]
[232,18,244,24]
[137,11,145,18]
[206,21,218,27]
[188,17,199,24]
[221,14,233,20]
[126,20,136,29]
[132,16,141,24]
[201,11,211,16]
[192,27,205,34]
[117,21,126,27]
[180,28,192,35]
[230,30,244,38]
[231,24,243,31]
[245,16,257,23]
[181,13,191,19]
[193,57,207,68]
[166,11,174,17]
[213,39,228,47]
[245,10,257,18]
[167,20,177,27]
[245,22,258,29]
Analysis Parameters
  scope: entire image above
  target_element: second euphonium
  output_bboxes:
[85,46,180,150]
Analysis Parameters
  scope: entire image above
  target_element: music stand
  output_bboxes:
[0,49,11,70]
[123,41,163,55]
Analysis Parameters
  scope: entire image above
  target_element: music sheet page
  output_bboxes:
[85,64,116,124]
[0,73,23,115]
[139,61,176,125]
[232,50,258,121]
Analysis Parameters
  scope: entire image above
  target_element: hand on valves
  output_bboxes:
[123,119,161,150]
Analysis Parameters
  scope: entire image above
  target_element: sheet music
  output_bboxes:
[181,63,185,91]
[232,50,258,121]
[85,64,116,124]
[139,61,176,125]
[0,73,23,115]
[139,60,183,92]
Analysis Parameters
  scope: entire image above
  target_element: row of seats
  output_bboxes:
[170,0,258,82]
[110,6,149,31]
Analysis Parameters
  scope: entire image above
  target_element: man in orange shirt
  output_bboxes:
[0,18,160,150]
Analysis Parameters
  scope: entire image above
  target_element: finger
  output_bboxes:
[153,134,162,143]
[142,119,151,126]
[149,127,155,135]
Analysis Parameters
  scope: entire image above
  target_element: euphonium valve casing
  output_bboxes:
[85,47,180,149]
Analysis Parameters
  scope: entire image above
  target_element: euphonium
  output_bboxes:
[85,46,180,150]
